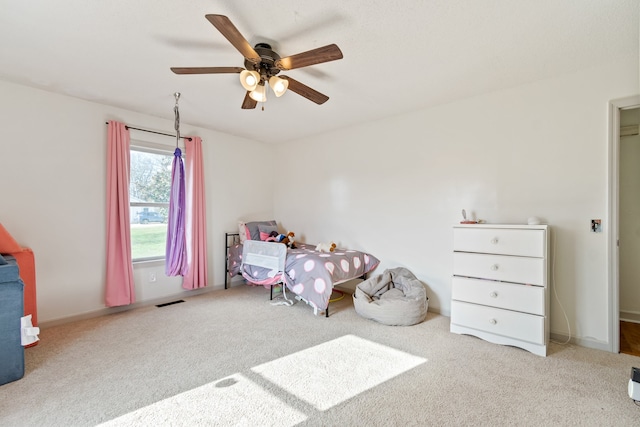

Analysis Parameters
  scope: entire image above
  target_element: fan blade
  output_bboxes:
[275,44,343,71]
[280,76,329,105]
[241,91,258,109]
[205,14,261,64]
[171,67,244,75]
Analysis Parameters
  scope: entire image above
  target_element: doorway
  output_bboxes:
[609,96,640,355]
[618,106,640,356]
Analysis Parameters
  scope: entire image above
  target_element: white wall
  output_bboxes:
[275,57,639,351]
[0,80,275,323]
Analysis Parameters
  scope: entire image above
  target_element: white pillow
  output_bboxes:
[238,221,247,243]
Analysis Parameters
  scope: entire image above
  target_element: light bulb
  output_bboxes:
[269,76,289,97]
[239,70,260,91]
[249,84,267,102]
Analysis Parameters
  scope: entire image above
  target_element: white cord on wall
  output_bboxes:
[550,227,572,345]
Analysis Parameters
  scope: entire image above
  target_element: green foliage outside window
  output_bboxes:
[130,148,173,260]
[130,151,172,203]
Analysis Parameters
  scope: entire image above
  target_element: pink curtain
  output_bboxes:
[105,121,135,306]
[183,136,208,289]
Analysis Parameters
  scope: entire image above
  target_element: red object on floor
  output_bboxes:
[0,223,38,347]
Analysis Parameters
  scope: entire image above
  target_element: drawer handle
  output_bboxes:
[489,318,497,325]
[490,291,498,298]
[491,238,499,244]
[490,264,499,271]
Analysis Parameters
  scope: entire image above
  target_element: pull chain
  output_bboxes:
[174,92,181,149]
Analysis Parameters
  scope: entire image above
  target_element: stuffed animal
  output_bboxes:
[265,230,297,249]
[265,230,281,242]
[281,231,296,249]
[315,241,336,252]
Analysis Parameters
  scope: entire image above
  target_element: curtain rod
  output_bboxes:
[104,122,192,141]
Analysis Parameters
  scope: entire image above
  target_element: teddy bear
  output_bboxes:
[280,231,296,249]
[315,241,336,252]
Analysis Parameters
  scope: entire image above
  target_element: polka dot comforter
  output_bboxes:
[228,242,380,313]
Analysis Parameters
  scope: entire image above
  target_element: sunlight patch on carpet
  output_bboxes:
[252,334,427,411]
[99,373,307,426]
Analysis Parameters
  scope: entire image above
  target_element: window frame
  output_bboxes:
[129,140,176,263]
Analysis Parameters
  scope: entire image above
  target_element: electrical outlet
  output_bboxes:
[591,219,602,233]
[149,272,157,282]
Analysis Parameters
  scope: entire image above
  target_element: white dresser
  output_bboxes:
[450,224,550,356]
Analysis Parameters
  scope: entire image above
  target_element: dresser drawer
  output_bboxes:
[453,227,545,257]
[453,252,545,286]
[451,300,545,345]
[452,276,545,315]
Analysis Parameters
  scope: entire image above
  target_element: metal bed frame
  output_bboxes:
[224,232,240,290]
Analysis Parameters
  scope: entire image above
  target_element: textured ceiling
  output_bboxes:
[1,0,638,144]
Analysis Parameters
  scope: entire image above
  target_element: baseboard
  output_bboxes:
[39,285,222,329]
[550,332,611,352]
[431,306,447,317]
[620,311,640,323]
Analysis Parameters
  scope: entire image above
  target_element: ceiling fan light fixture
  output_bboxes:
[269,76,289,97]
[239,70,260,91]
[249,83,267,102]
[171,15,344,109]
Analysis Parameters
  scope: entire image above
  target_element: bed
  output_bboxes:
[225,231,380,316]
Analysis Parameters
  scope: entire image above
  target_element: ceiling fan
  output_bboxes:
[170,14,343,109]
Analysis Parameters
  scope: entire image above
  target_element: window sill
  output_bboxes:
[133,258,165,267]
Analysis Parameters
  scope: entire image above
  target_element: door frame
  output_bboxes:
[608,95,640,353]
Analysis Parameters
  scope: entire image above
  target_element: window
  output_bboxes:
[129,144,173,261]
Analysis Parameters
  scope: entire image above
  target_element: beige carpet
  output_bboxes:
[1,284,639,426]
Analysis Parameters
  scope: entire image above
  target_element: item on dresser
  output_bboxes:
[460,209,477,224]
[527,217,542,225]
[450,224,550,357]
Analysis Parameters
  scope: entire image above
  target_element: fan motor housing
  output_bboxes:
[245,43,281,78]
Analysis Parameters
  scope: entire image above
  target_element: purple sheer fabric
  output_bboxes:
[165,147,186,276]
